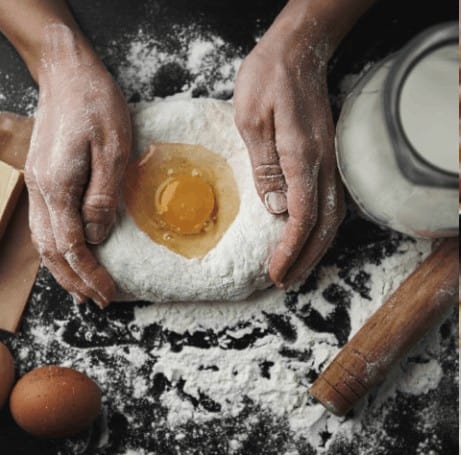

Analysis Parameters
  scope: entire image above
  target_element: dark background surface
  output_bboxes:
[0,0,458,116]
[0,1,458,454]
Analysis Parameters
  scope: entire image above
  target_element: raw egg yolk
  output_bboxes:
[156,175,215,235]
[124,142,240,259]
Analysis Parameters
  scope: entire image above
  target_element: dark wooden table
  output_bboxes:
[0,1,458,454]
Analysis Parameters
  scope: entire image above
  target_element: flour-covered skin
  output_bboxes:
[96,98,286,303]
[24,24,132,308]
[233,0,375,288]
[0,1,133,308]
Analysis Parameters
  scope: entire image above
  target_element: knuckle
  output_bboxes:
[309,124,329,144]
[24,163,42,188]
[43,189,71,207]
[254,166,286,195]
[83,193,117,211]
[24,171,38,191]
[295,204,318,229]
[36,241,56,261]
[60,242,86,265]
[254,164,283,179]
[257,176,285,193]
[57,243,72,259]
[273,61,290,79]
[91,126,104,146]
[235,112,266,137]
[30,234,43,255]
[291,211,314,234]
[34,172,54,192]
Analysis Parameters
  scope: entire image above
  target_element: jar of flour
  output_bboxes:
[336,23,458,238]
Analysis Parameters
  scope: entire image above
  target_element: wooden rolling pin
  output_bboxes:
[310,238,459,416]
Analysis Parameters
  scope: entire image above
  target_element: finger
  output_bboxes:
[280,101,345,287]
[268,102,322,286]
[268,159,319,288]
[284,168,346,288]
[37,141,116,308]
[235,109,287,215]
[82,132,129,245]
[26,178,96,304]
[45,188,116,308]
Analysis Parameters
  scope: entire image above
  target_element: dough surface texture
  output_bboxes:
[96,98,286,302]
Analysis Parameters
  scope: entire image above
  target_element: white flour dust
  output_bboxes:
[16,236,452,455]
[0,75,38,115]
[128,239,439,435]
[115,26,243,101]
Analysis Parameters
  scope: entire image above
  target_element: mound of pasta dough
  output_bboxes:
[95,98,286,302]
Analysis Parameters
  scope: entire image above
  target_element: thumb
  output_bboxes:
[82,192,117,245]
[246,137,288,215]
[82,142,126,245]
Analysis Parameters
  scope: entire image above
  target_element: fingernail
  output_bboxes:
[70,293,87,305]
[265,191,287,215]
[95,298,109,310]
[85,223,109,245]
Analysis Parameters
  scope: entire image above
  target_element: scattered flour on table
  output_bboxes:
[17,237,449,454]
[129,239,438,438]
[114,26,243,101]
[0,71,38,115]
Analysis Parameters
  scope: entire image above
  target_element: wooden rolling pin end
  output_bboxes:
[310,238,458,416]
[309,377,351,416]
[310,346,370,416]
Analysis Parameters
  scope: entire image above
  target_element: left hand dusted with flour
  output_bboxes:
[24,26,131,308]
[0,1,132,307]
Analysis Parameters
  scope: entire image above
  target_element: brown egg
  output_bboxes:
[10,366,101,438]
[0,342,15,410]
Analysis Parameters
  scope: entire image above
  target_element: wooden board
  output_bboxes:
[0,160,24,241]
[0,112,39,333]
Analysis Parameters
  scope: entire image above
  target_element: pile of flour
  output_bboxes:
[96,98,286,302]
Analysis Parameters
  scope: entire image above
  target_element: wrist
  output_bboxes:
[33,24,100,85]
[257,19,329,74]
[267,0,374,63]
[261,1,332,70]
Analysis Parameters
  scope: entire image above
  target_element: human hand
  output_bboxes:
[25,26,131,308]
[234,21,346,289]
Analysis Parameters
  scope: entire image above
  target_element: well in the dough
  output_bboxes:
[124,142,240,258]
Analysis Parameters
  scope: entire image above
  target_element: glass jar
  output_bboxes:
[336,23,458,238]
